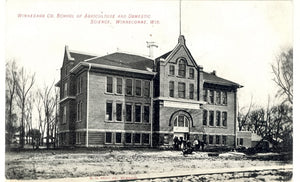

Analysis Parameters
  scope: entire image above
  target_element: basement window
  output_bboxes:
[105,132,112,144]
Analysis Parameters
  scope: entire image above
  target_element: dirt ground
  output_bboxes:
[5,148,292,180]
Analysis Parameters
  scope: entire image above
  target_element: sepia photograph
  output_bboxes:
[3,0,294,181]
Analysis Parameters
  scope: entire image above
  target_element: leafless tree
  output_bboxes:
[16,67,35,148]
[237,96,253,131]
[271,48,293,105]
[37,82,56,149]
[24,93,34,144]
[36,93,46,146]
[5,60,19,145]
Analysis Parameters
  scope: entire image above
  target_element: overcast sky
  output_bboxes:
[5,0,293,112]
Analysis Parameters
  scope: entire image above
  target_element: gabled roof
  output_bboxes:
[156,35,198,68]
[203,71,242,88]
[69,51,96,62]
[157,51,172,60]
[87,52,154,72]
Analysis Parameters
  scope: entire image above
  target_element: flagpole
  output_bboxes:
[179,0,181,36]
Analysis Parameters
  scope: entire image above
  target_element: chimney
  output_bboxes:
[211,70,217,75]
[146,41,158,58]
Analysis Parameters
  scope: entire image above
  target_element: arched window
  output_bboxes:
[178,59,186,77]
[174,115,189,127]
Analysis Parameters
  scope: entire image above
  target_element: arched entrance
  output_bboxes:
[170,111,192,141]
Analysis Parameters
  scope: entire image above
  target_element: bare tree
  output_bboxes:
[36,93,46,146]
[37,83,56,149]
[5,60,19,146]
[24,93,35,144]
[16,67,35,148]
[237,96,253,131]
[271,48,293,105]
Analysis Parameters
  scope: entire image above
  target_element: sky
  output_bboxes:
[5,0,293,110]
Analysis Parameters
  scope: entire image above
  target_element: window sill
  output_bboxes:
[105,120,123,123]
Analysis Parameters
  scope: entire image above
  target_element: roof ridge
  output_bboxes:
[114,51,153,60]
[69,49,102,57]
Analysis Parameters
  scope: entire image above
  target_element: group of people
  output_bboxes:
[173,136,206,152]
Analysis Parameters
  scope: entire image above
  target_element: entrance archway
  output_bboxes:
[170,111,192,141]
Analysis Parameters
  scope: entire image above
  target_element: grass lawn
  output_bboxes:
[5,148,292,180]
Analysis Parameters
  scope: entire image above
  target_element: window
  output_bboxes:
[64,82,68,97]
[209,135,214,144]
[240,138,243,145]
[175,115,189,127]
[178,82,185,98]
[142,134,150,144]
[178,59,186,77]
[134,133,141,144]
[105,132,112,144]
[107,76,113,93]
[116,133,122,144]
[126,104,132,122]
[209,111,214,126]
[77,77,82,94]
[222,136,227,145]
[178,115,184,127]
[62,106,67,124]
[106,102,112,121]
[216,135,220,144]
[169,81,174,97]
[209,90,214,104]
[125,133,132,143]
[222,112,227,126]
[189,84,194,99]
[116,103,122,121]
[216,111,221,126]
[126,79,133,95]
[174,117,178,126]
[189,68,194,79]
[203,135,207,144]
[143,106,150,123]
[135,104,141,122]
[77,101,82,122]
[117,78,122,94]
[203,89,208,102]
[222,91,227,105]
[76,133,81,144]
[203,110,207,125]
[136,80,142,96]
[144,81,150,97]
[216,91,221,104]
[169,65,175,75]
